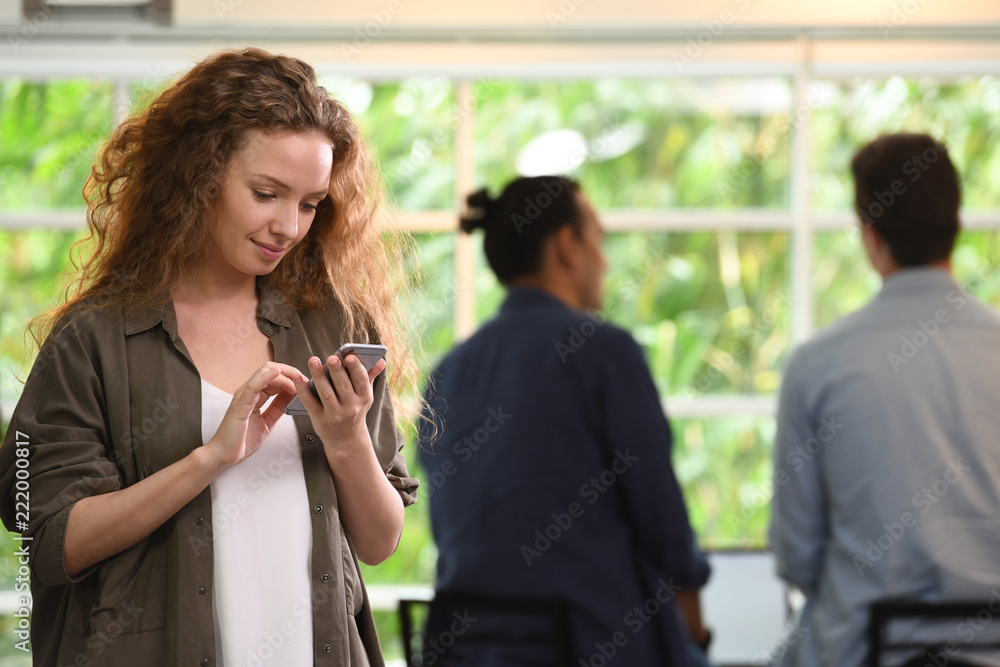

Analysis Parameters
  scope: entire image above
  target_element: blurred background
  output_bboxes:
[1,0,1000,663]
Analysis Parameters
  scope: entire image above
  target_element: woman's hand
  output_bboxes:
[292,353,387,453]
[293,353,402,564]
[202,362,305,471]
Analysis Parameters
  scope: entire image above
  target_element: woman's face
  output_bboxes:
[208,128,333,278]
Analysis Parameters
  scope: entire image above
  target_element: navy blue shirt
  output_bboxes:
[418,287,710,666]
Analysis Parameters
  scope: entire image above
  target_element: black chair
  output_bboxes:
[398,592,573,667]
[867,599,1000,667]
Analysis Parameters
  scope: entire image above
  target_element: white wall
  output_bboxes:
[173,0,1000,28]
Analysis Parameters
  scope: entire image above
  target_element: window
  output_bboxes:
[2,38,1000,659]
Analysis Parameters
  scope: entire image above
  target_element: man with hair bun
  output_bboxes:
[769,133,1000,666]
[419,176,712,666]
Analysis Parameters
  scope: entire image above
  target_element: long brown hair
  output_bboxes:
[32,47,418,400]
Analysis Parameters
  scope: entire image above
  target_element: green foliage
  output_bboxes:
[811,76,1000,212]
[0,80,112,210]
[328,78,456,211]
[2,74,1000,660]
[474,78,791,209]
[0,230,83,408]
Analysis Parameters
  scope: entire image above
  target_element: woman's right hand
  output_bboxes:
[202,362,307,471]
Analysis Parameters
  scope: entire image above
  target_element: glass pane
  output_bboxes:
[402,232,456,376]
[473,231,790,396]
[474,78,791,209]
[0,79,114,210]
[952,231,1000,307]
[610,232,790,396]
[0,229,84,409]
[812,230,881,329]
[359,427,436,586]
[342,78,455,211]
[813,228,1000,331]
[811,75,1000,214]
[672,415,775,550]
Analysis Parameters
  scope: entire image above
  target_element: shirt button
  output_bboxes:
[323,644,332,653]
[195,517,205,526]
[314,504,323,514]
[200,659,210,666]
[306,435,315,444]
[198,586,206,595]
[321,573,330,583]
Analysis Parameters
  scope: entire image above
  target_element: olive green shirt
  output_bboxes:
[0,278,419,667]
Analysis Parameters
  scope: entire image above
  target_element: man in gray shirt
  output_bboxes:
[769,133,1000,666]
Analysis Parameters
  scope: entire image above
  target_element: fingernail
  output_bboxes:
[300,374,309,383]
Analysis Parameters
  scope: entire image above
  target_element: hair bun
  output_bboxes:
[459,188,498,233]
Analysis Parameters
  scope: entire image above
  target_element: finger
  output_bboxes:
[342,354,374,398]
[259,390,297,431]
[272,362,311,385]
[297,357,328,412]
[230,365,281,419]
[326,354,356,401]
[248,364,282,392]
[367,358,387,384]
[250,365,298,412]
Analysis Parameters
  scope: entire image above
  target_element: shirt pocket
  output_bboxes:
[63,538,167,637]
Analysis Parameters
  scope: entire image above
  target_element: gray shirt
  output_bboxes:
[769,267,1000,666]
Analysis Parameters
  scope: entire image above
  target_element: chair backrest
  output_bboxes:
[398,592,573,667]
[867,599,1000,667]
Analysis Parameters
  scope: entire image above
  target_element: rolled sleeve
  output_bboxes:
[596,327,710,590]
[0,316,122,586]
[366,373,419,507]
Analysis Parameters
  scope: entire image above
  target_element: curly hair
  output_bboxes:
[31,47,418,401]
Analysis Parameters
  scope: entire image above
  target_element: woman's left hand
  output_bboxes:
[292,353,387,452]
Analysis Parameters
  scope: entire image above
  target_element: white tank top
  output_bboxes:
[200,380,314,667]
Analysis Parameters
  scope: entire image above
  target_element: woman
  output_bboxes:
[0,48,419,666]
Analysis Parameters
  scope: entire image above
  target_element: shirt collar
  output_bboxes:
[879,266,960,297]
[499,286,574,316]
[122,275,294,338]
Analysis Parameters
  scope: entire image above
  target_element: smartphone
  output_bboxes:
[284,343,387,416]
